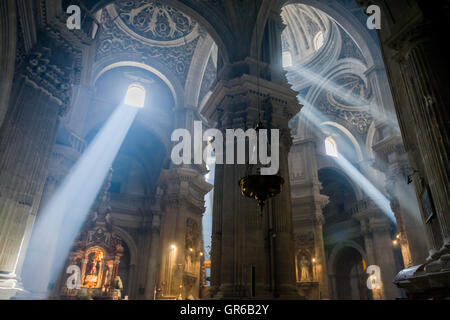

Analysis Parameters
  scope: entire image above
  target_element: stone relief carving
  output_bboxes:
[114,0,198,42]
[294,232,315,248]
[289,151,305,181]
[23,44,74,114]
[327,74,370,109]
[96,9,198,86]
[316,74,373,134]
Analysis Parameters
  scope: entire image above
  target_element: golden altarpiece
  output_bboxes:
[60,170,124,300]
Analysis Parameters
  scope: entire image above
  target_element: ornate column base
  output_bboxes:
[0,273,28,300]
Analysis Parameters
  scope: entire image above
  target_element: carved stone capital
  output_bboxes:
[201,73,301,137]
[20,37,75,114]
[158,168,212,214]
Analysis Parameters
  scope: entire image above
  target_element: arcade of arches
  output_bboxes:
[0,0,448,300]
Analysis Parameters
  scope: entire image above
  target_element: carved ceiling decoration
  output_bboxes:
[327,74,371,111]
[338,27,366,64]
[96,9,199,86]
[108,0,199,46]
[316,74,373,135]
[281,4,331,65]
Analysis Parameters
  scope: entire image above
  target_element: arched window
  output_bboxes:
[124,83,146,108]
[282,51,293,68]
[314,31,325,51]
[325,137,338,157]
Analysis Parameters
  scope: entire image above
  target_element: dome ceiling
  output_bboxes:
[281,3,331,65]
[108,0,199,46]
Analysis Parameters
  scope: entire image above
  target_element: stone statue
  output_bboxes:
[114,276,123,299]
[299,255,312,282]
[103,266,112,292]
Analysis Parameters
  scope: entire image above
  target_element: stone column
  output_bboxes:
[0,0,17,127]
[390,21,450,253]
[0,37,74,299]
[373,135,430,267]
[387,162,429,267]
[157,168,211,299]
[144,189,162,300]
[21,143,83,298]
[355,200,400,300]
[202,69,301,298]
[356,209,383,300]
[370,216,400,300]
[312,212,329,299]
[290,138,330,299]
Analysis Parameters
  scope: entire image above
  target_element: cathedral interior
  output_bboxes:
[0,0,449,301]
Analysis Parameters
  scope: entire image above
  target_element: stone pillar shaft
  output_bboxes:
[157,168,211,299]
[145,212,161,299]
[202,73,301,299]
[397,26,450,248]
[0,38,74,298]
[0,79,61,275]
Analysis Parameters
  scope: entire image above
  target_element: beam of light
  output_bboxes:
[22,102,138,299]
[203,148,215,262]
[333,153,396,223]
[287,64,401,132]
[298,98,396,224]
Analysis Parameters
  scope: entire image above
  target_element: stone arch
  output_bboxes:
[327,241,371,300]
[249,0,281,60]
[317,166,363,202]
[92,58,184,109]
[365,121,377,159]
[321,121,364,162]
[297,57,372,161]
[84,0,231,64]
[328,240,368,272]
[112,226,138,266]
[279,2,341,77]
[184,35,216,108]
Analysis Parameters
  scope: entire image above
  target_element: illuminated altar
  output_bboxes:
[61,170,124,300]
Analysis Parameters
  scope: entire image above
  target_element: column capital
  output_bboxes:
[158,168,212,215]
[20,33,78,115]
[201,73,301,131]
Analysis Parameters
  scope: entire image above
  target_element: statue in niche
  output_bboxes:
[299,255,312,282]
[103,265,113,292]
[114,276,123,300]
[86,253,97,275]
[84,251,102,287]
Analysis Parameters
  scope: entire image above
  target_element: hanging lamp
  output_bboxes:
[238,1,284,213]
